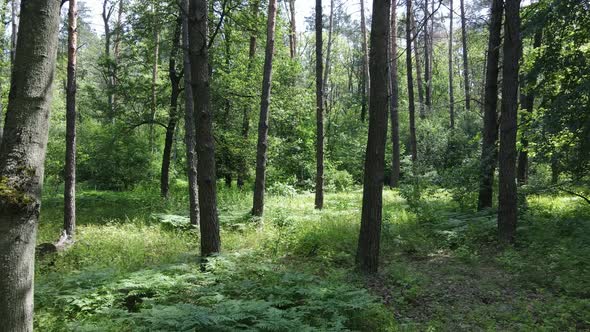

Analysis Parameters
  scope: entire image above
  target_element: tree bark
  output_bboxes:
[289,0,296,58]
[406,3,417,163]
[359,0,370,122]
[410,12,425,119]
[182,0,199,226]
[63,0,78,243]
[0,0,8,143]
[10,0,18,67]
[498,0,521,244]
[252,0,277,216]
[149,2,160,153]
[189,0,220,255]
[102,0,115,118]
[516,31,542,186]
[459,0,471,113]
[389,0,400,187]
[357,0,390,273]
[477,0,502,211]
[112,0,124,111]
[0,0,61,329]
[448,0,455,128]
[237,0,259,188]
[315,0,324,210]
[161,17,182,198]
[423,0,432,113]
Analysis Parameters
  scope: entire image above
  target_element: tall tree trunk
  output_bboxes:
[323,0,334,92]
[0,0,61,329]
[448,0,455,128]
[410,12,425,119]
[477,0,502,211]
[10,0,18,67]
[182,0,199,226]
[289,0,296,58]
[102,0,114,118]
[357,0,390,273]
[237,0,259,188]
[389,0,400,187]
[423,0,432,113]
[150,2,160,153]
[498,0,521,244]
[459,0,471,112]
[189,0,220,255]
[517,31,542,185]
[360,0,370,122]
[251,0,277,216]
[63,0,78,244]
[0,0,9,143]
[315,0,326,210]
[112,0,124,111]
[406,4,417,162]
[160,17,182,198]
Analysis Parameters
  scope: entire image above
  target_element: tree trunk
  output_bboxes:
[161,17,182,198]
[252,0,277,216]
[360,0,370,122]
[315,0,325,210]
[289,0,296,58]
[189,0,220,255]
[357,0,390,273]
[63,0,78,243]
[389,0,400,187]
[0,0,8,143]
[237,0,259,188]
[112,0,124,111]
[10,0,18,67]
[323,0,334,92]
[517,31,542,185]
[423,0,432,113]
[410,12,425,119]
[0,0,61,329]
[448,0,455,128]
[477,0,502,211]
[459,0,471,112]
[150,2,160,153]
[182,0,199,226]
[406,3,417,163]
[102,0,114,118]
[498,0,521,244]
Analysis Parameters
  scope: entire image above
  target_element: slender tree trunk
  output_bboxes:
[315,0,325,210]
[517,31,542,185]
[102,0,114,118]
[323,0,334,92]
[0,0,8,143]
[423,0,432,113]
[150,3,160,153]
[182,0,199,225]
[498,0,521,244]
[410,12,425,119]
[477,0,503,211]
[10,0,17,67]
[0,0,61,329]
[357,0,390,273]
[360,0,370,122]
[63,0,78,244]
[189,0,220,255]
[161,17,182,198]
[448,0,455,128]
[251,0,277,216]
[389,0,400,187]
[289,0,296,58]
[237,0,259,188]
[406,4,417,163]
[112,0,124,110]
[459,0,471,112]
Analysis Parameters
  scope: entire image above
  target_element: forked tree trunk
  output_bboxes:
[315,0,324,209]
[406,4,418,163]
[63,0,78,244]
[189,0,220,255]
[448,0,455,128]
[498,0,521,244]
[477,0,503,211]
[360,0,370,122]
[0,0,61,329]
[182,0,200,225]
[160,17,182,198]
[252,0,278,216]
[357,0,390,273]
[459,0,471,112]
[389,0,400,187]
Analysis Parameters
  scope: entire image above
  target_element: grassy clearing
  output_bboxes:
[35,184,590,331]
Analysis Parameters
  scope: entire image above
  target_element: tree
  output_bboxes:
[356,0,390,273]
[182,0,200,226]
[498,0,521,244]
[0,0,9,143]
[102,0,116,116]
[459,0,471,112]
[10,0,18,67]
[288,0,297,58]
[448,0,455,128]
[406,1,417,162]
[423,0,432,113]
[315,0,324,210]
[62,0,78,246]
[0,0,62,329]
[149,1,161,152]
[389,0,400,187]
[477,0,503,211]
[359,0,370,122]
[252,0,278,216]
[410,12,425,118]
[189,0,220,255]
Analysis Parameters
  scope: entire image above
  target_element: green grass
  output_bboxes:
[35,183,590,331]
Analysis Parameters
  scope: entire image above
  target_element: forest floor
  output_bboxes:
[35,183,590,331]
